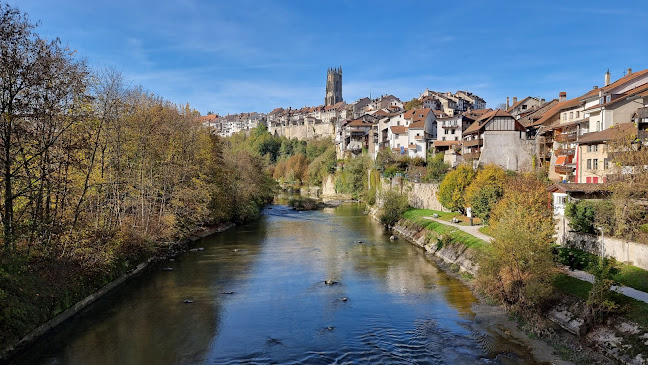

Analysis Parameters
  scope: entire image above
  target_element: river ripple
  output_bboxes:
[10,204,547,364]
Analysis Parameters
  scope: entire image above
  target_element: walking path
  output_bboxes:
[422,216,493,242]
[422,215,648,305]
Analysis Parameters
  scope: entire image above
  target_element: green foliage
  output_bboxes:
[584,257,620,327]
[404,98,422,110]
[401,209,488,250]
[288,196,319,211]
[438,164,476,213]
[565,200,615,235]
[336,155,371,197]
[465,164,506,222]
[307,146,337,186]
[423,153,449,182]
[556,247,596,271]
[379,190,409,228]
[476,174,556,313]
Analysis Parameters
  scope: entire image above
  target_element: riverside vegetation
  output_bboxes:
[0,4,277,354]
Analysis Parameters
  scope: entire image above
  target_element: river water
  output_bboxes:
[11,204,548,364]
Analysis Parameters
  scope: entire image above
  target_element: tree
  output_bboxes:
[465,164,506,222]
[438,164,476,213]
[476,174,555,313]
[0,4,88,250]
[380,190,409,228]
[424,152,450,182]
[405,98,422,110]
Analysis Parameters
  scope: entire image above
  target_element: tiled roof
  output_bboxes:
[576,122,637,144]
[600,68,648,94]
[463,109,517,135]
[506,97,533,113]
[548,183,610,194]
[531,89,599,128]
[347,119,375,127]
[409,120,425,129]
[390,126,408,134]
[585,82,648,111]
[433,140,461,147]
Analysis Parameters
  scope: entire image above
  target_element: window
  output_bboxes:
[442,137,446,141]
[593,144,598,152]
[563,113,567,120]
[587,159,592,169]
[569,112,573,119]
[587,145,591,152]
[593,177,599,183]
[586,177,592,183]
[454,136,458,141]
[576,111,580,118]
[451,129,456,134]
[604,158,609,170]
[593,159,598,169]
[444,129,449,135]
[522,105,527,110]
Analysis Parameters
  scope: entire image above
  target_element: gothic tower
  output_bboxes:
[325,67,343,106]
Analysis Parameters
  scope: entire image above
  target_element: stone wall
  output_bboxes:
[480,131,535,171]
[268,122,335,140]
[381,177,448,211]
[556,215,648,270]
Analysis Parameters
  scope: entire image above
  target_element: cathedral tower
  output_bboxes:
[325,67,343,106]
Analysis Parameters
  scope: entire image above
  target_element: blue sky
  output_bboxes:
[15,0,648,115]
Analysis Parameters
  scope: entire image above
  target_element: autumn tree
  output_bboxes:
[405,98,422,110]
[0,4,88,251]
[465,164,506,222]
[438,164,476,213]
[476,174,555,313]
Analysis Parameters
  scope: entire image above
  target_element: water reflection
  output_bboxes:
[10,203,545,364]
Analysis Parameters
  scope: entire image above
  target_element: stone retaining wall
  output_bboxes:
[381,177,448,211]
[556,215,648,270]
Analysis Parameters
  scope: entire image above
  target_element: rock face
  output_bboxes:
[547,307,585,335]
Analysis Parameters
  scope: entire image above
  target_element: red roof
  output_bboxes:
[390,126,407,134]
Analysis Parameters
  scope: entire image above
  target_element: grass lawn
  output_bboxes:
[478,225,493,237]
[613,265,648,294]
[401,208,482,226]
[402,209,488,251]
[553,273,648,329]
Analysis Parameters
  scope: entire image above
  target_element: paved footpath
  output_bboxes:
[423,216,493,242]
[423,216,648,305]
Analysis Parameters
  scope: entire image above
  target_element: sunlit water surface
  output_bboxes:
[11,204,545,364]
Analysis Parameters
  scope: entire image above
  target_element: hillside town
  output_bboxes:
[202,67,648,189]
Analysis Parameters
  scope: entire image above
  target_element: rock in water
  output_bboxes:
[324,280,337,285]
[184,300,194,303]
[162,267,174,271]
[341,297,348,302]
[389,235,398,241]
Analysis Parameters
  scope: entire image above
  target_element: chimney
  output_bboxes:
[604,69,611,86]
[559,92,567,102]
[627,67,633,75]
[506,96,510,109]
[512,96,518,105]
[593,86,598,89]
[541,98,545,104]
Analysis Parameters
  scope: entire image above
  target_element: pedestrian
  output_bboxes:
[568,252,576,271]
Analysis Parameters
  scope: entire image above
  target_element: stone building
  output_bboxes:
[325,67,343,106]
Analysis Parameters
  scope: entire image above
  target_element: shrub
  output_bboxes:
[438,164,476,213]
[379,190,409,228]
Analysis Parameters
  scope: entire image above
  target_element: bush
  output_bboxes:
[565,200,615,235]
[438,164,476,213]
[379,190,409,228]
[465,164,506,222]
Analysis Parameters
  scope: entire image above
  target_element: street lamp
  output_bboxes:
[597,227,604,258]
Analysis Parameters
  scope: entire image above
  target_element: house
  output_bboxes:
[582,68,648,133]
[506,96,544,119]
[573,122,637,183]
[548,183,610,216]
[433,112,478,153]
[462,109,535,171]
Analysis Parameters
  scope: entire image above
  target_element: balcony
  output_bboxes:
[463,152,481,160]
[539,135,553,144]
[441,124,459,129]
[463,138,483,147]
[555,148,575,156]
[555,165,574,174]
[639,130,648,143]
[409,144,417,149]
[555,132,577,143]
[414,135,424,140]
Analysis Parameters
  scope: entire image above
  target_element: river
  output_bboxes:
[10,203,550,364]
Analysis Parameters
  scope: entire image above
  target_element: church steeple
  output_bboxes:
[325,66,343,106]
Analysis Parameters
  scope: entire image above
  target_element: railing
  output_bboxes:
[408,144,417,149]
[414,135,424,140]
[442,124,459,128]
[463,152,481,160]
[555,148,575,156]
[462,138,483,147]
[555,132,577,142]
[555,165,574,174]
